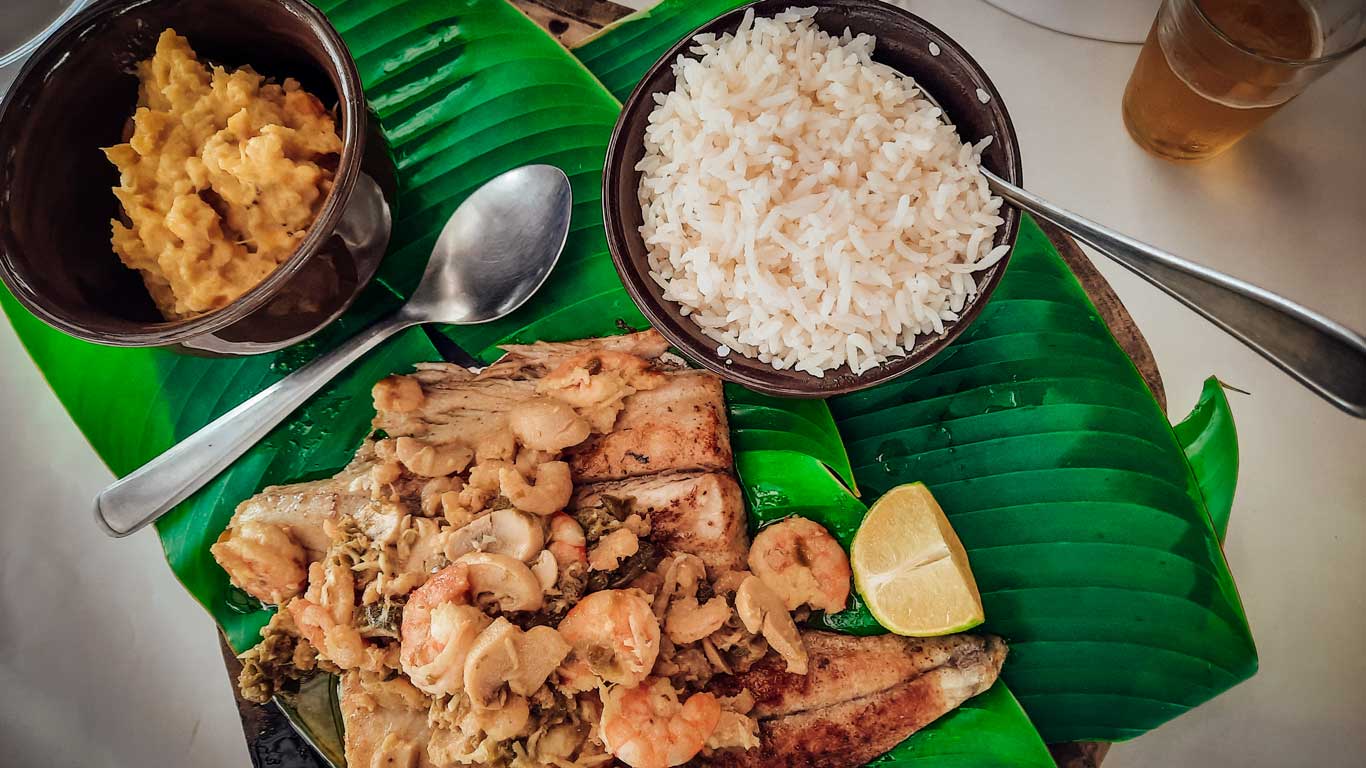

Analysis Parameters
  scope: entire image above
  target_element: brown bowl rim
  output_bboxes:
[0,0,367,347]
[603,0,1024,398]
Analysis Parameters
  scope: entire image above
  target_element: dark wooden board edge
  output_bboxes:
[223,5,1162,767]
[220,636,326,767]
[1041,219,1165,413]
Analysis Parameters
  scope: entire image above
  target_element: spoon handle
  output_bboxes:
[984,170,1366,418]
[94,315,414,537]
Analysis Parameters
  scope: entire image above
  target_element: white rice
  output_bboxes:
[636,7,1007,377]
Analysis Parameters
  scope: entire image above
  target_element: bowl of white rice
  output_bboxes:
[604,0,1023,397]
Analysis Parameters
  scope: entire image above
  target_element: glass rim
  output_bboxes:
[1187,0,1366,66]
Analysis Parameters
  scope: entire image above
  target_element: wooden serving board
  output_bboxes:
[222,4,1159,767]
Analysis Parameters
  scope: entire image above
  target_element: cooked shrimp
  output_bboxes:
[537,350,666,433]
[557,589,660,686]
[589,528,639,572]
[210,521,308,605]
[439,491,475,528]
[514,446,557,478]
[748,516,851,613]
[290,598,364,669]
[548,513,587,568]
[468,460,511,493]
[508,396,591,452]
[599,677,720,768]
[289,560,364,669]
[398,562,492,696]
[499,461,572,516]
[419,476,459,516]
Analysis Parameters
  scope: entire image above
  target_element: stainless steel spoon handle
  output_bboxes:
[984,170,1366,418]
[94,315,414,537]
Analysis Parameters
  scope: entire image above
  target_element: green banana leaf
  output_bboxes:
[576,0,754,101]
[826,218,1256,743]
[727,385,858,493]
[576,0,1254,747]
[1174,377,1239,542]
[0,283,398,478]
[160,328,439,651]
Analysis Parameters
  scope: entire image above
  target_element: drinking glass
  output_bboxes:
[1122,0,1366,161]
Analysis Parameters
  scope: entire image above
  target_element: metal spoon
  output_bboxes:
[982,170,1366,418]
[915,78,1366,417]
[94,164,574,537]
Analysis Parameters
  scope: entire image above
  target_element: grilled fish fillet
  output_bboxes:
[566,371,732,482]
[217,331,730,598]
[478,330,672,380]
[338,671,440,768]
[573,472,748,574]
[219,451,375,562]
[704,632,1007,768]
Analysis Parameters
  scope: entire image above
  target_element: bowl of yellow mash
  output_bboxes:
[0,0,395,354]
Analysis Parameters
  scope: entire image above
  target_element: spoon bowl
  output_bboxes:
[94,164,573,536]
[403,164,572,326]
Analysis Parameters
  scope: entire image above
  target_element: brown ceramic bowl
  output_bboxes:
[604,0,1023,398]
[0,0,395,355]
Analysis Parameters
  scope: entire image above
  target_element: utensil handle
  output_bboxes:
[984,171,1366,418]
[94,316,413,537]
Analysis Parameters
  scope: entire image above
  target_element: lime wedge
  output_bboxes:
[851,482,984,636]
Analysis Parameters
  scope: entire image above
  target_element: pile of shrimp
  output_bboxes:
[225,349,855,768]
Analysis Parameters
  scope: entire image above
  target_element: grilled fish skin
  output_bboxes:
[703,633,1007,768]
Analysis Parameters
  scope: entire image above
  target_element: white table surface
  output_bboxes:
[1,1,1362,766]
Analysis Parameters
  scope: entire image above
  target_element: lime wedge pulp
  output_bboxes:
[851,482,985,637]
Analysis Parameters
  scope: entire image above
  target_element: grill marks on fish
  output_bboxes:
[573,472,748,574]
[711,632,999,718]
[704,634,1007,768]
[566,372,732,482]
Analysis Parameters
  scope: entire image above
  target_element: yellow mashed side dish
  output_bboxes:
[104,29,343,320]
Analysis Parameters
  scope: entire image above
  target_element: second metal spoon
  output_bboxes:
[983,169,1366,418]
[94,164,574,537]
